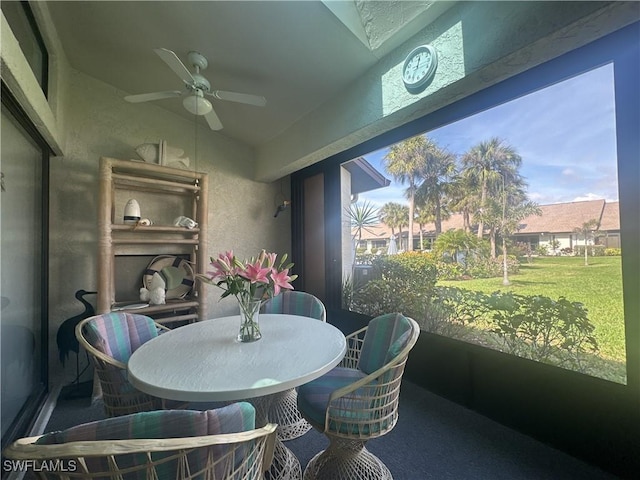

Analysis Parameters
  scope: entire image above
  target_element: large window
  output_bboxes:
[341,63,626,384]
[293,22,638,388]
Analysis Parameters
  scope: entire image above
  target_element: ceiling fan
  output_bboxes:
[124,48,266,130]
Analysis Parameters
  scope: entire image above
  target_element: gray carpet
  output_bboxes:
[45,380,618,479]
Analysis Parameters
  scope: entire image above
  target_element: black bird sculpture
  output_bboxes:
[56,289,96,371]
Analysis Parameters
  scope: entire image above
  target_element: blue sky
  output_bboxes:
[359,63,619,208]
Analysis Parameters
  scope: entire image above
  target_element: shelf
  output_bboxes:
[111,225,200,234]
[98,156,209,323]
[112,238,199,245]
[111,299,198,313]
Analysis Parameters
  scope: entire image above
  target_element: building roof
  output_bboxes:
[599,201,620,231]
[343,157,391,195]
[357,212,467,240]
[356,200,620,240]
[517,199,610,234]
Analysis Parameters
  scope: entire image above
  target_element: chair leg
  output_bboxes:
[248,394,303,480]
[303,435,392,480]
[266,440,303,480]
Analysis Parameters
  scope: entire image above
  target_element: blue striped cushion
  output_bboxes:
[84,313,159,363]
[298,367,378,434]
[358,313,412,375]
[37,402,256,478]
[261,291,326,321]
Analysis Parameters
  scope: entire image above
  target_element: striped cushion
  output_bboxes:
[38,402,255,443]
[84,312,160,363]
[358,313,412,375]
[261,291,326,321]
[37,402,256,479]
[298,367,378,435]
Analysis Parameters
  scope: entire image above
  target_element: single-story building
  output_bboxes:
[357,199,621,253]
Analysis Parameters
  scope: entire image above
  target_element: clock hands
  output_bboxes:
[402,45,438,92]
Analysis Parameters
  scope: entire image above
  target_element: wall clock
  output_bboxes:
[402,44,438,93]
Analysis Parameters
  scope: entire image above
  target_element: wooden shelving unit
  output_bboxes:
[97,157,209,324]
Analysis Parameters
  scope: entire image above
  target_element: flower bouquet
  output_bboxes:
[198,250,297,342]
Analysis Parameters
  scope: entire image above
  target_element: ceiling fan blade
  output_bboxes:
[154,48,195,85]
[209,90,267,107]
[204,108,223,130]
[125,91,183,103]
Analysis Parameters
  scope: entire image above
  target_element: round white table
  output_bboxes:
[128,314,347,480]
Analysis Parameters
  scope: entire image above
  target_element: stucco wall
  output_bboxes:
[48,69,291,384]
[255,1,638,181]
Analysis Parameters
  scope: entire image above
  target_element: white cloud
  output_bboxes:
[573,193,605,202]
[528,192,544,201]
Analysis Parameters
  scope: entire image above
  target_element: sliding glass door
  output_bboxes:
[1,89,49,446]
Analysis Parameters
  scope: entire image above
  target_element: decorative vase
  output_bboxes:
[237,298,262,342]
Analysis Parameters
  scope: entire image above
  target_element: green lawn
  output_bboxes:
[438,256,626,365]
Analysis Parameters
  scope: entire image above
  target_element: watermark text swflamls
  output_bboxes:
[3,459,78,473]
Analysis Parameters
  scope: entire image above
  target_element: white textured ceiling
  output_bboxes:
[46,1,453,147]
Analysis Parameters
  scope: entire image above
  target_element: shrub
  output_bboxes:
[560,247,574,256]
[375,252,438,281]
[605,248,621,256]
[465,255,519,278]
[351,253,437,319]
[574,245,606,257]
[486,291,599,372]
[421,287,491,338]
[513,242,533,262]
[535,245,549,256]
[433,229,482,262]
[435,261,464,280]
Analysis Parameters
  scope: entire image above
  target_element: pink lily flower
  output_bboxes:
[271,268,295,296]
[206,264,227,281]
[242,260,271,284]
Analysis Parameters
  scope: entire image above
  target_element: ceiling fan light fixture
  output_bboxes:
[183,92,212,115]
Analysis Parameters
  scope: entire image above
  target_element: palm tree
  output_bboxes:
[447,172,479,233]
[414,205,434,250]
[380,202,412,250]
[499,195,542,285]
[381,204,410,251]
[414,141,456,236]
[395,205,410,251]
[347,200,379,253]
[379,202,405,238]
[384,136,433,251]
[433,229,480,263]
[461,138,522,239]
[573,219,600,266]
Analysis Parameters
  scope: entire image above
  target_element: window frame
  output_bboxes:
[293,22,638,386]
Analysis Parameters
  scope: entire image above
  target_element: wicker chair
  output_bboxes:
[76,312,178,417]
[260,291,326,441]
[297,313,420,480]
[4,402,276,480]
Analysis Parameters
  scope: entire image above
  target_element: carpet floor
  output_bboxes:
[45,380,619,479]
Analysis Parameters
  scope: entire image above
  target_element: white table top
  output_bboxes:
[127,314,347,402]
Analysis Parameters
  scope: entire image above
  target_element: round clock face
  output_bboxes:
[402,45,438,92]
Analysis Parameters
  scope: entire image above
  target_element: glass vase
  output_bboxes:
[237,298,262,342]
